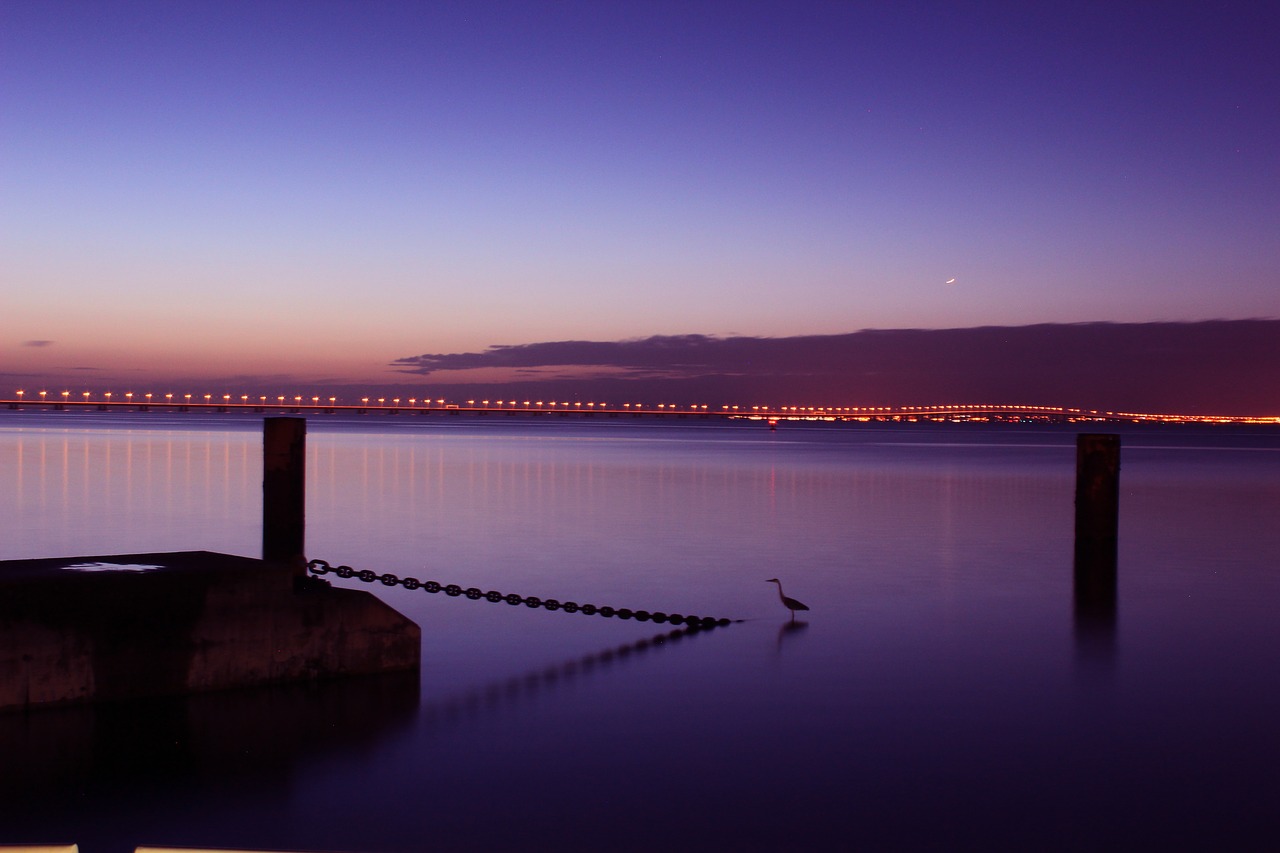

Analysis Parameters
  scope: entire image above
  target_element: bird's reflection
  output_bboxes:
[775,618,810,652]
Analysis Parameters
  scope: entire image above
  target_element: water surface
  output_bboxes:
[2,411,1278,850]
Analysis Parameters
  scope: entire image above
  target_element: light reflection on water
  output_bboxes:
[2,412,1279,851]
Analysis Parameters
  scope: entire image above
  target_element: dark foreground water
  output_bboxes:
[2,411,1278,851]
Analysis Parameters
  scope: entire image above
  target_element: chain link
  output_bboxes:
[307,559,734,628]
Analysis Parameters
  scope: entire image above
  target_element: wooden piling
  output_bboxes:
[1075,433,1120,555]
[263,417,306,571]
[1074,433,1119,626]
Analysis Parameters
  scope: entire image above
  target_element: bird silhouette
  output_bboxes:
[766,578,810,621]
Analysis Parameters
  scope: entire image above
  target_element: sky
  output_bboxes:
[3,1,1278,404]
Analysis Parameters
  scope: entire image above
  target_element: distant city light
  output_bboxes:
[2,390,1273,424]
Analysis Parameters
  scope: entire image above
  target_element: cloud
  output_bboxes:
[390,321,1280,415]
[22,340,55,347]
[390,333,886,381]
[393,335,748,379]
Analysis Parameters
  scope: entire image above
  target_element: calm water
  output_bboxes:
[2,411,1279,851]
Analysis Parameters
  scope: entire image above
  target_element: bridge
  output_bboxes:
[3,395,1274,424]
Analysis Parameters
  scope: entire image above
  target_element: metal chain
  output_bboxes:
[307,559,734,628]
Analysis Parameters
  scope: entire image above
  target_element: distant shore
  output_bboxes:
[4,398,1276,426]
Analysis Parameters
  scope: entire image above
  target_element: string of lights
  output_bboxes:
[5,390,1276,424]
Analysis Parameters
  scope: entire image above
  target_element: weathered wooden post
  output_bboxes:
[263,416,306,573]
[1074,433,1120,568]
[1074,434,1119,660]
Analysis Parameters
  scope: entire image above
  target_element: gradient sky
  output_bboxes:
[4,1,1278,388]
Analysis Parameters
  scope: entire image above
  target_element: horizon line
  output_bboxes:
[4,396,1277,426]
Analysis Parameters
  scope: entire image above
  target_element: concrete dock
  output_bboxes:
[0,550,420,711]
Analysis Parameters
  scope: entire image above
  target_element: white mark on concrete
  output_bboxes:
[62,561,165,573]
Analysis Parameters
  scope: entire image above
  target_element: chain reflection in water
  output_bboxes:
[423,624,717,730]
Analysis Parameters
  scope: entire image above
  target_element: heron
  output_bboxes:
[766,578,809,620]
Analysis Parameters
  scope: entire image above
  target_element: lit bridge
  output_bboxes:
[4,395,1274,425]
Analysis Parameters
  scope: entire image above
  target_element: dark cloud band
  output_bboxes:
[389,321,1280,415]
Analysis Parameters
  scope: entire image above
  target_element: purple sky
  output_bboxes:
[3,1,1278,407]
